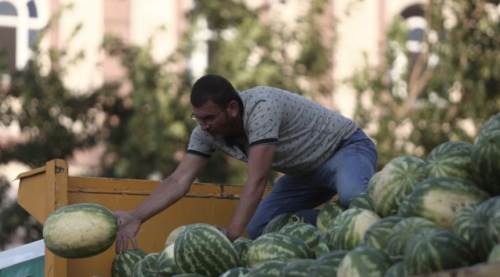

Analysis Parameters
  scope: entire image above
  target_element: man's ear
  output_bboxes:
[226,100,240,117]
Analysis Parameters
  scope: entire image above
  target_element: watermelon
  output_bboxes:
[233,237,251,266]
[43,203,117,258]
[165,225,186,247]
[219,267,250,277]
[348,192,375,211]
[386,217,437,259]
[478,113,500,134]
[160,243,175,262]
[472,113,500,195]
[403,228,475,275]
[281,259,332,277]
[246,260,286,277]
[132,253,165,277]
[172,273,206,277]
[278,222,321,251]
[426,141,475,182]
[488,244,500,263]
[384,261,407,277]
[246,233,313,267]
[325,208,380,251]
[280,259,315,277]
[174,224,239,276]
[368,156,428,217]
[112,248,146,277]
[397,177,489,228]
[337,245,392,277]
[316,202,344,233]
[157,246,181,275]
[313,239,330,257]
[262,213,303,234]
[316,250,348,274]
[362,215,403,252]
[452,196,500,261]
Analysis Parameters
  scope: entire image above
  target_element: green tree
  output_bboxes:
[97,35,194,179]
[351,0,500,167]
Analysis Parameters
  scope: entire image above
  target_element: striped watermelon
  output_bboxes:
[172,273,206,277]
[452,196,500,261]
[280,259,315,277]
[233,237,251,266]
[362,215,403,252]
[488,244,500,263]
[246,260,286,276]
[472,113,500,195]
[316,250,348,274]
[246,233,313,267]
[368,156,428,217]
[278,222,321,251]
[262,213,303,234]
[316,202,344,233]
[337,246,392,277]
[43,203,117,258]
[478,113,500,134]
[325,208,380,250]
[384,261,407,277]
[160,243,175,262]
[313,239,330,257]
[348,192,375,211]
[219,267,250,277]
[174,224,239,276]
[132,253,164,277]
[111,248,146,277]
[165,225,186,247]
[386,217,437,259]
[397,177,489,228]
[157,246,181,275]
[403,228,475,275]
[426,141,475,182]
[281,259,332,277]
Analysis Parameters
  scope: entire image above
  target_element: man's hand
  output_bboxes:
[217,226,240,241]
[226,144,275,241]
[114,211,141,253]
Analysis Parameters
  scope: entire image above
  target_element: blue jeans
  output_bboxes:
[246,128,377,239]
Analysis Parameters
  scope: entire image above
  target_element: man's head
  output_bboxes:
[190,74,243,136]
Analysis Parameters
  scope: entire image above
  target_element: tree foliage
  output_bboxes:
[351,0,500,167]
[97,36,194,179]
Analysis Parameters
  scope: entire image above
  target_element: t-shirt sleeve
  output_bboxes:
[187,126,214,158]
[246,95,282,146]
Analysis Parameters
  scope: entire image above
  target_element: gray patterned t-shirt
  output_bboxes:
[187,86,357,175]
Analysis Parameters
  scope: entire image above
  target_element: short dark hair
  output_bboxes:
[191,74,239,108]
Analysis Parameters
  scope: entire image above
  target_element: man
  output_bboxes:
[114,74,377,252]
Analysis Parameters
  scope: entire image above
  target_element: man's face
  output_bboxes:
[191,100,232,137]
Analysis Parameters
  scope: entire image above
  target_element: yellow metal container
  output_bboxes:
[16,159,250,277]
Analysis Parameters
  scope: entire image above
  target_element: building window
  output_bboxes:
[0,0,46,72]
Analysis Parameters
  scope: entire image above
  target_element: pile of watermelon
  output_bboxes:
[109,113,500,276]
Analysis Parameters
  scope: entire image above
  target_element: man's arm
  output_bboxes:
[225,143,276,240]
[115,153,208,252]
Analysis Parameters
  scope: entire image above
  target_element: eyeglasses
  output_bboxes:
[191,110,223,125]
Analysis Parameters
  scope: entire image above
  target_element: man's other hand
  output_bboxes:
[114,211,141,253]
